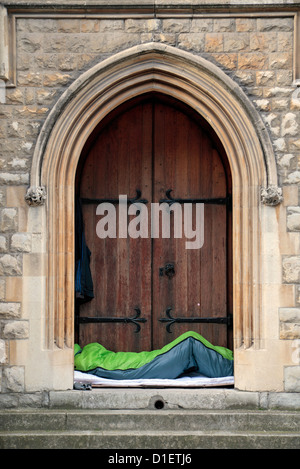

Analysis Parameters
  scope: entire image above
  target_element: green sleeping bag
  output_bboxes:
[74,331,234,379]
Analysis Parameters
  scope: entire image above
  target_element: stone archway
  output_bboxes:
[25,43,281,391]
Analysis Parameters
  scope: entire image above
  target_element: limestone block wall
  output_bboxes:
[0,1,300,393]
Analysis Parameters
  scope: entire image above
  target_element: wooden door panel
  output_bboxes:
[152,101,228,349]
[79,102,153,351]
[77,96,231,352]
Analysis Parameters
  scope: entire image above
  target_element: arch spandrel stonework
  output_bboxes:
[25,43,281,389]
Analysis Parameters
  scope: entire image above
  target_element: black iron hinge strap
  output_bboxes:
[159,307,233,333]
[159,189,232,206]
[78,307,147,333]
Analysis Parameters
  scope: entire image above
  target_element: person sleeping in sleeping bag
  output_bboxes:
[74,331,233,380]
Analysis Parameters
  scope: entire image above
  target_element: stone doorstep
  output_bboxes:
[1,387,300,410]
[1,406,300,449]
[49,387,300,411]
[2,408,300,432]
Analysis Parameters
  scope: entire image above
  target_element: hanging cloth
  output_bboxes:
[75,197,94,303]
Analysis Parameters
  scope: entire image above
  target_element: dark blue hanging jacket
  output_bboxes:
[75,197,94,303]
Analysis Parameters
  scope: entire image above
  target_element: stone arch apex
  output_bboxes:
[26,42,280,207]
[25,42,282,353]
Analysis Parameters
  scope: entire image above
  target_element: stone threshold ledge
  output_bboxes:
[1,388,300,411]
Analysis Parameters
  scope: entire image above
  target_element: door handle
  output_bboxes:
[159,263,175,278]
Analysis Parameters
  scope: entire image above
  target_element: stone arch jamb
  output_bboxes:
[24,43,282,391]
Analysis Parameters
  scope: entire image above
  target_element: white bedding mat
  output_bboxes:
[74,370,234,388]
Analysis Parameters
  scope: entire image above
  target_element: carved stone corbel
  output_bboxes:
[25,186,47,206]
[261,185,283,206]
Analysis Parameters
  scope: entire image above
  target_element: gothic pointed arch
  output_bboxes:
[26,43,281,354]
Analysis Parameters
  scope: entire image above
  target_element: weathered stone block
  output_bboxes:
[3,320,29,339]
[6,89,24,104]
[57,54,77,72]
[285,366,300,392]
[269,52,292,70]
[253,99,270,111]
[279,307,300,322]
[6,186,27,208]
[178,33,205,52]
[0,236,7,253]
[64,35,88,53]
[0,254,22,276]
[89,32,140,54]
[77,53,97,71]
[42,35,66,53]
[272,98,289,111]
[11,233,32,252]
[7,121,26,139]
[0,339,7,365]
[17,18,57,33]
[224,33,249,52]
[125,18,147,32]
[190,18,213,32]
[35,53,57,70]
[57,19,80,33]
[5,277,23,302]
[205,33,223,52]
[257,17,293,32]
[236,18,256,32]
[0,302,21,318]
[279,307,300,339]
[43,73,71,87]
[279,322,300,340]
[0,208,17,232]
[277,70,293,86]
[213,53,237,70]
[285,171,300,184]
[273,137,287,151]
[17,72,43,87]
[238,53,268,70]
[99,19,124,32]
[0,189,5,207]
[287,207,300,231]
[163,18,191,33]
[7,158,30,172]
[24,88,35,105]
[80,19,100,33]
[278,32,293,52]
[2,366,25,393]
[17,35,42,54]
[250,32,277,53]
[213,18,235,32]
[235,70,255,86]
[281,113,298,137]
[283,256,300,283]
[151,32,176,46]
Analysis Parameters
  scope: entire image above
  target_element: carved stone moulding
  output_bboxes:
[261,185,283,206]
[25,186,47,206]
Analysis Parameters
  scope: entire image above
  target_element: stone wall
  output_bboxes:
[0,1,300,394]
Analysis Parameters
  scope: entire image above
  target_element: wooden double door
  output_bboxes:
[76,95,232,352]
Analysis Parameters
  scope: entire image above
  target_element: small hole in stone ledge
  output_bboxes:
[154,399,165,409]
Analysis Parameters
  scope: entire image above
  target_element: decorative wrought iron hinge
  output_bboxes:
[159,189,232,207]
[78,307,147,333]
[81,189,148,205]
[159,307,232,333]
